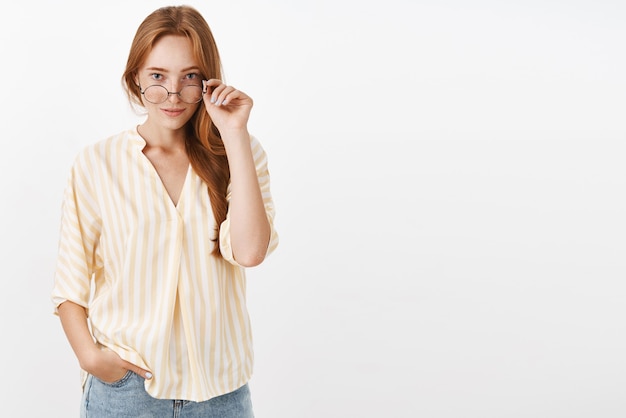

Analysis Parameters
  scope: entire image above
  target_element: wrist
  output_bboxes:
[221,129,251,152]
[220,127,249,140]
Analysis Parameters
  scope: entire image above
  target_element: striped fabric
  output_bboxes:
[51,128,278,402]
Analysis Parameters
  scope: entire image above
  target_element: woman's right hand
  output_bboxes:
[57,301,153,383]
[81,346,153,383]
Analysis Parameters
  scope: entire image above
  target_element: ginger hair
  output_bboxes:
[122,5,228,256]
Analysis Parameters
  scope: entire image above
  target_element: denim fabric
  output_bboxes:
[80,371,254,418]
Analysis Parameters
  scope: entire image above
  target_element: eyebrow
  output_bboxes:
[144,66,201,73]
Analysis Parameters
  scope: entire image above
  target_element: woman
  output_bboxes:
[51,5,278,417]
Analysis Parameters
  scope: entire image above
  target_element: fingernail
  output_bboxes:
[145,372,153,379]
[210,97,216,104]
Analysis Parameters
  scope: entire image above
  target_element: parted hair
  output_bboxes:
[122,5,228,256]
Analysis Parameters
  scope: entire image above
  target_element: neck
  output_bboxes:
[137,123,187,152]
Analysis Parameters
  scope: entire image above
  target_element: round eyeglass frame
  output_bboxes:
[139,84,207,104]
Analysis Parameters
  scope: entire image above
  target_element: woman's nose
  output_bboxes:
[168,82,183,102]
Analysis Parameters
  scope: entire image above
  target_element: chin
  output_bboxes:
[160,116,193,131]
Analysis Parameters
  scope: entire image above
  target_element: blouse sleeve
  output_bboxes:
[219,135,279,266]
[51,150,102,315]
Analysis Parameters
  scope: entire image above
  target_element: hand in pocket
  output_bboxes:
[83,347,153,383]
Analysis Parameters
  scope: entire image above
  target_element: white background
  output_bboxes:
[1,0,625,417]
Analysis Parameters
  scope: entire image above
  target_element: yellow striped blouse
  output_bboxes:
[51,128,278,402]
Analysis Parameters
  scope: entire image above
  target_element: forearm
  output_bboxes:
[222,129,271,266]
[57,301,99,370]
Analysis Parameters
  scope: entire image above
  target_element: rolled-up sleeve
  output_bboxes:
[51,151,102,315]
[219,136,279,266]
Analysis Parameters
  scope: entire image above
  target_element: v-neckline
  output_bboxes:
[132,126,190,210]
[139,150,191,210]
[169,164,191,209]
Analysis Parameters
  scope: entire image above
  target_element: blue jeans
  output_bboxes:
[80,371,254,417]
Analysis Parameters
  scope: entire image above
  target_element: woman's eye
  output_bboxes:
[185,73,199,80]
[150,73,163,81]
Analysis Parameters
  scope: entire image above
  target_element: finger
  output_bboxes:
[202,79,216,94]
[210,84,229,105]
[215,86,237,106]
[202,79,224,96]
[203,78,222,89]
[122,360,153,380]
[220,89,247,106]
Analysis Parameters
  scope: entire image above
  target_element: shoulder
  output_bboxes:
[83,129,140,155]
[73,129,141,168]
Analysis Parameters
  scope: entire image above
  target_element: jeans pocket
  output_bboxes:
[95,370,134,387]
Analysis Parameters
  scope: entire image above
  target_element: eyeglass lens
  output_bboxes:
[143,85,204,104]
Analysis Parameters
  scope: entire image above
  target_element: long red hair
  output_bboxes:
[122,5,228,256]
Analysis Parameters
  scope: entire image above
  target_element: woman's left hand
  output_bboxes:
[202,79,253,133]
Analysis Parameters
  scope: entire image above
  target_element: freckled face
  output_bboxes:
[137,35,204,132]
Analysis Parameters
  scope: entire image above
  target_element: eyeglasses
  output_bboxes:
[139,85,205,104]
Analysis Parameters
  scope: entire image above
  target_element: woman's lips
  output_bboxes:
[161,108,185,117]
